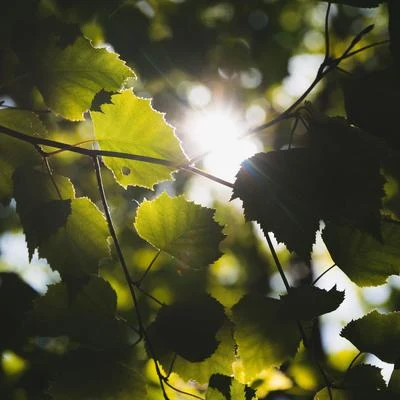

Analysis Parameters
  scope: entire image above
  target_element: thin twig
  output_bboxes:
[313,264,337,286]
[162,379,204,400]
[340,39,390,60]
[93,155,170,399]
[134,284,165,306]
[136,250,161,286]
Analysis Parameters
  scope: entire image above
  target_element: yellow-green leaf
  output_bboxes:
[134,192,225,268]
[35,36,134,120]
[91,90,187,189]
[0,108,47,136]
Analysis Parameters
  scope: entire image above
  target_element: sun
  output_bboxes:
[183,107,261,181]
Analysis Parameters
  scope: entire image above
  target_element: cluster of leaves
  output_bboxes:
[0,0,400,399]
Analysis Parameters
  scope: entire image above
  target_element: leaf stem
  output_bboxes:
[312,264,337,286]
[135,250,161,286]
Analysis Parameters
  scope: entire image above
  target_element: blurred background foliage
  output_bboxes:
[0,0,395,399]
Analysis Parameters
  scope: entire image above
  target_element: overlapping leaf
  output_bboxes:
[147,294,226,362]
[38,198,110,277]
[135,192,225,268]
[341,311,400,363]
[323,219,400,286]
[49,349,147,400]
[150,321,235,383]
[231,294,301,380]
[13,167,75,259]
[0,108,47,136]
[206,374,257,400]
[91,90,187,189]
[34,36,134,120]
[0,136,40,205]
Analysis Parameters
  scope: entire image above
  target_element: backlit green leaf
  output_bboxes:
[323,219,400,286]
[341,311,400,363]
[0,108,47,136]
[135,192,225,268]
[91,90,187,189]
[147,294,226,362]
[35,36,134,120]
[232,294,301,380]
[13,167,75,259]
[39,198,110,277]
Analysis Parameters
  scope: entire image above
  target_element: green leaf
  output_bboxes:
[0,135,40,205]
[231,294,301,380]
[0,108,47,136]
[232,150,320,262]
[135,192,225,268]
[323,219,400,286]
[150,321,235,383]
[39,198,110,277]
[341,310,400,363]
[34,36,134,120]
[280,286,344,320]
[147,294,226,362]
[91,90,187,189]
[206,374,257,400]
[13,167,75,259]
[49,349,147,400]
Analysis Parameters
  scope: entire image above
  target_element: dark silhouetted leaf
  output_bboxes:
[135,192,225,268]
[206,374,257,400]
[49,349,147,400]
[147,294,225,362]
[323,219,400,286]
[343,70,400,151]
[0,272,38,349]
[280,286,344,320]
[13,167,75,259]
[232,294,301,380]
[149,321,235,383]
[341,311,400,363]
[31,278,132,348]
[308,114,385,237]
[232,150,319,262]
[342,364,386,390]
